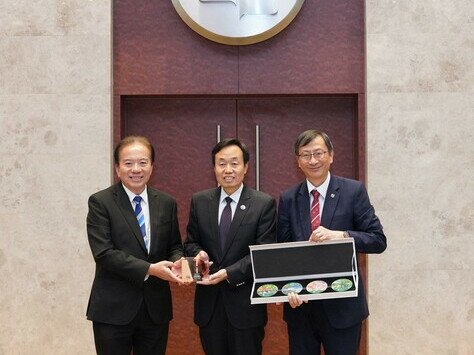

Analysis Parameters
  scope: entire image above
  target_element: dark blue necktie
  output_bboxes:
[133,196,149,251]
[219,197,233,251]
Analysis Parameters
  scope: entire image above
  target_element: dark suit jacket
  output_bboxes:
[184,185,277,329]
[86,183,183,325]
[277,175,387,329]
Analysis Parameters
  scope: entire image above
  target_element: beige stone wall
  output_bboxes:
[366,1,473,354]
[0,1,111,354]
[0,1,472,354]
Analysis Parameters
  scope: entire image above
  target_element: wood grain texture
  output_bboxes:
[238,0,365,94]
[114,0,364,96]
[114,1,238,95]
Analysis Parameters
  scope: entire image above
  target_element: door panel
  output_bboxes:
[122,97,236,354]
[123,96,236,200]
[122,95,357,354]
[237,96,356,354]
[238,96,356,197]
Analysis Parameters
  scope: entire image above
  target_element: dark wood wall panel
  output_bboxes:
[114,0,364,96]
[238,1,364,94]
[114,2,239,95]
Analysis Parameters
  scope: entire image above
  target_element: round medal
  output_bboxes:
[256,284,278,297]
[306,280,328,294]
[331,278,353,292]
[281,282,303,295]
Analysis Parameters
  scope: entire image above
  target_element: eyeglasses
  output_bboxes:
[298,150,328,162]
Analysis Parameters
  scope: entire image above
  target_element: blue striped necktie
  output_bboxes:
[133,196,149,251]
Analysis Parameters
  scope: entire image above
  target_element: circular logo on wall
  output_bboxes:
[171,0,305,45]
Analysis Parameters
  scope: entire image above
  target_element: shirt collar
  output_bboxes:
[306,172,331,200]
[219,183,244,204]
[122,183,148,205]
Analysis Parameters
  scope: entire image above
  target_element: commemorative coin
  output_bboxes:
[256,284,278,297]
[331,278,353,292]
[306,280,328,294]
[281,282,303,295]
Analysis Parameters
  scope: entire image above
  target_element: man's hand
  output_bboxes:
[309,226,345,243]
[287,292,308,308]
[197,268,227,285]
[170,258,183,277]
[194,250,213,278]
[148,260,188,285]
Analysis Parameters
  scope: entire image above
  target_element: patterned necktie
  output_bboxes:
[310,189,320,231]
[133,196,149,251]
[219,197,233,251]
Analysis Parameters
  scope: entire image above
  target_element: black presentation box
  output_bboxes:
[249,239,358,304]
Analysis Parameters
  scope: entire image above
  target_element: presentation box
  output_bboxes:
[249,239,358,304]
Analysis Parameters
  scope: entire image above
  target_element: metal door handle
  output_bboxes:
[255,125,260,191]
[216,125,221,143]
[216,125,221,187]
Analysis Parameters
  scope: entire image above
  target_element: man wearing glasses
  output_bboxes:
[277,130,387,355]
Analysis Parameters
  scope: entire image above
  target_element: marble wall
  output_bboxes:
[0,0,472,354]
[366,0,473,353]
[0,1,111,354]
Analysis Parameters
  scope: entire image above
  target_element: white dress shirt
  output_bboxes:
[122,184,151,252]
[218,183,244,223]
[306,172,331,216]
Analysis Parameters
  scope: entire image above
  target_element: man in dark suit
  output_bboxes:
[86,136,187,355]
[184,138,277,355]
[278,130,387,355]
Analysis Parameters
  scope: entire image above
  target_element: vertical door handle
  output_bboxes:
[255,125,260,191]
[216,125,221,187]
[216,125,221,143]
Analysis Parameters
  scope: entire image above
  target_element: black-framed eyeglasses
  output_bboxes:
[298,150,328,162]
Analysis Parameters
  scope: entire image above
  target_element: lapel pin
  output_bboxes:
[240,205,246,210]
[330,193,335,198]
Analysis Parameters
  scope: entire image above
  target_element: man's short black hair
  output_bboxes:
[211,138,250,165]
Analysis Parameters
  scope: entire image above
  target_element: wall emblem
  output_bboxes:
[171,0,305,45]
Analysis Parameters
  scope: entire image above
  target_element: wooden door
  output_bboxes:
[122,95,358,354]
[123,96,235,354]
[237,96,357,354]
[237,96,357,194]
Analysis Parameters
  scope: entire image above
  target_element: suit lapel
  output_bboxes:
[207,187,221,260]
[221,186,251,259]
[297,182,311,241]
[113,183,148,253]
[321,175,341,228]
[147,188,160,254]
